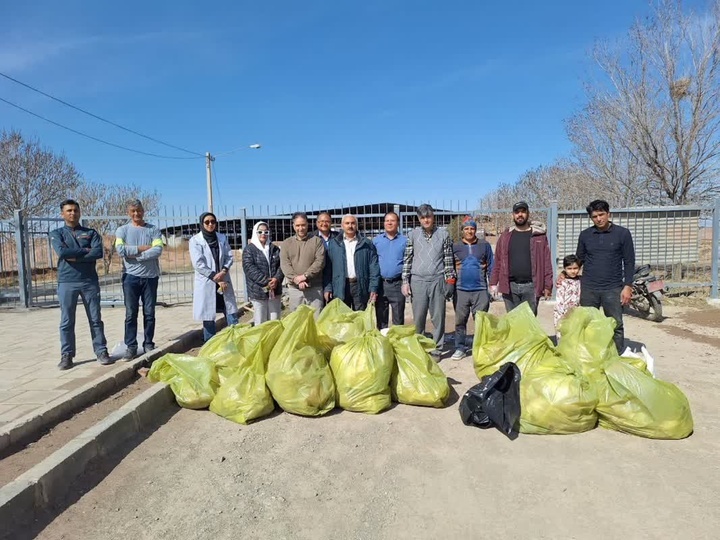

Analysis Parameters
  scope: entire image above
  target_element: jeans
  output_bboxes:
[411,277,447,350]
[580,287,625,354]
[502,281,538,315]
[453,289,490,352]
[122,274,159,350]
[203,311,239,342]
[376,278,406,329]
[58,281,107,357]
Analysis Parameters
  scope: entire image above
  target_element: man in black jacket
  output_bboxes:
[49,199,114,370]
[577,199,636,354]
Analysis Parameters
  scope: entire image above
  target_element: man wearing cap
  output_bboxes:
[401,204,456,357]
[489,201,553,315]
[451,217,494,360]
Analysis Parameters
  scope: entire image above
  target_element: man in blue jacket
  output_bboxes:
[49,199,113,370]
[451,218,494,360]
[323,214,380,310]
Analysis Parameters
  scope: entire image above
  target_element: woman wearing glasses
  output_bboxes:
[190,212,240,341]
[242,221,283,325]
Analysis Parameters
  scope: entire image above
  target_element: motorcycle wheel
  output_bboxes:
[639,294,663,322]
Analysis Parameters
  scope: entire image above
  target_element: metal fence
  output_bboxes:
[1,200,718,308]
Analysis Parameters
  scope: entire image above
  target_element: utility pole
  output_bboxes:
[206,152,215,212]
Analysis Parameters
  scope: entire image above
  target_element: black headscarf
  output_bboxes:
[199,212,219,247]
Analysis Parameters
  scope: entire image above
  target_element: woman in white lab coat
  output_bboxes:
[189,212,239,341]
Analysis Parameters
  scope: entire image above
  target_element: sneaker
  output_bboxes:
[451,349,466,361]
[143,344,156,354]
[429,349,442,359]
[58,353,74,370]
[97,351,115,366]
[123,348,138,361]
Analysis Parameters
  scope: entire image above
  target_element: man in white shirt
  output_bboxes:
[323,214,380,310]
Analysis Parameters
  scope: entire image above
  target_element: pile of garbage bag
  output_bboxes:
[151,299,450,424]
[472,304,693,439]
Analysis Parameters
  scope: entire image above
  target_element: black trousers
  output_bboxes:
[343,280,366,311]
[376,278,406,329]
[580,287,625,354]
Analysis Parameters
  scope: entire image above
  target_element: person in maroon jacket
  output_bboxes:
[489,201,553,315]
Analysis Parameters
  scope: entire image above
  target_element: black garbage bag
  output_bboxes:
[459,362,521,439]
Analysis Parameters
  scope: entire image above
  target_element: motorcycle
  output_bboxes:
[629,265,665,322]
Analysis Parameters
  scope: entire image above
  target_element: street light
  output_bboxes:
[206,144,261,212]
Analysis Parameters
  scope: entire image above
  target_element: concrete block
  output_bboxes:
[4,412,45,448]
[131,384,174,430]
[80,408,139,457]
[33,437,99,505]
[0,478,37,526]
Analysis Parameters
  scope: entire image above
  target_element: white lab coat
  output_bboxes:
[189,232,238,321]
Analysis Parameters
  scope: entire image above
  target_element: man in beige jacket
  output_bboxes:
[280,212,326,313]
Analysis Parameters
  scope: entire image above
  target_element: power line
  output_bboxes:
[0,96,203,160]
[0,71,204,157]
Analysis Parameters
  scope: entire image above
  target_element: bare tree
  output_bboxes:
[568,0,720,205]
[0,129,83,218]
[480,159,604,211]
[75,182,161,274]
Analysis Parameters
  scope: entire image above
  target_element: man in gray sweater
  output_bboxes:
[115,199,163,359]
[402,204,456,357]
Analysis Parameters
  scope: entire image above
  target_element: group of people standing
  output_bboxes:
[50,197,635,371]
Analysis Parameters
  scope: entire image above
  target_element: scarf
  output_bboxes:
[199,212,219,247]
[250,221,271,264]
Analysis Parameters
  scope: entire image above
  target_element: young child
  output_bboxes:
[554,255,582,331]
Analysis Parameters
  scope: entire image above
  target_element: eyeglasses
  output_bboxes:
[257,231,269,235]
[203,220,217,225]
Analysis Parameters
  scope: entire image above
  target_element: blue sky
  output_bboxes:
[0,0,710,214]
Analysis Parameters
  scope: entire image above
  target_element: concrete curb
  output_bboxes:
[0,383,176,523]
[0,327,202,453]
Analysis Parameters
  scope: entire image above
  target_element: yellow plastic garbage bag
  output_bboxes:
[212,320,284,383]
[210,344,274,425]
[473,303,554,378]
[199,323,252,359]
[148,354,219,409]
[386,326,449,408]
[596,358,693,439]
[329,330,393,414]
[266,305,335,416]
[556,307,618,382]
[317,299,376,349]
[519,354,599,435]
[266,345,336,416]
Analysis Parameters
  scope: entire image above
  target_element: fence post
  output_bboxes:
[240,207,248,303]
[14,210,31,308]
[548,202,559,300]
[711,198,720,299]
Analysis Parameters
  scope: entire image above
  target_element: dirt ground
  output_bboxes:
[20,301,720,539]
[0,377,153,487]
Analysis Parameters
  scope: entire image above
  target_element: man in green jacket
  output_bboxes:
[323,214,380,310]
